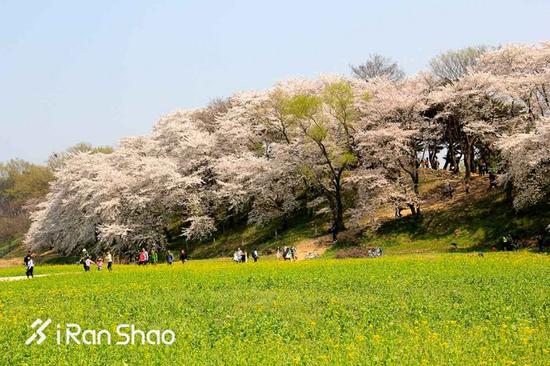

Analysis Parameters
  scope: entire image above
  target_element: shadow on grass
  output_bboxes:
[372,190,549,252]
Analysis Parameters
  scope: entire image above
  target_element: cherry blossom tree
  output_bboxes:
[25,42,550,255]
[498,119,550,210]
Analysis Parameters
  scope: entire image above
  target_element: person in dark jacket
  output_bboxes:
[179,249,188,263]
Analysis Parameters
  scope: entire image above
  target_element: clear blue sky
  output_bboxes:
[1,0,548,163]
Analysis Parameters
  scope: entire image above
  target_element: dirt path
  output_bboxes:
[0,271,78,283]
[294,236,331,260]
[0,274,50,282]
[0,258,24,268]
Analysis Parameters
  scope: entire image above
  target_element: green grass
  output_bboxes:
[178,214,323,259]
[361,191,550,255]
[1,253,548,365]
[0,238,23,258]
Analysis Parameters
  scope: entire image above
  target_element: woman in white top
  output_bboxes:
[105,252,113,271]
[26,256,34,278]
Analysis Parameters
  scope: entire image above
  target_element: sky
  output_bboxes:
[1,0,549,163]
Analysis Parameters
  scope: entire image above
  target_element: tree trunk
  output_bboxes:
[328,182,346,242]
[443,148,450,170]
[470,148,476,175]
[429,146,438,169]
[163,228,172,243]
[463,150,471,179]
[409,165,421,216]
[281,215,289,230]
[462,142,474,193]
[331,189,345,241]
[407,203,417,216]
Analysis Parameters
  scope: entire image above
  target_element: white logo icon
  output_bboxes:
[25,318,51,345]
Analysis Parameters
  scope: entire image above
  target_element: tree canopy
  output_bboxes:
[23,42,550,256]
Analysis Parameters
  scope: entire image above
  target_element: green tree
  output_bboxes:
[284,81,360,241]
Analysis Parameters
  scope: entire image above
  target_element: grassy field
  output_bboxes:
[1,253,548,365]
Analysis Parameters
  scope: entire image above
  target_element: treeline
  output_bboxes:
[0,143,112,252]
[20,42,550,256]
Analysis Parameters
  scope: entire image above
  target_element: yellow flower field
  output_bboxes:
[0,253,548,365]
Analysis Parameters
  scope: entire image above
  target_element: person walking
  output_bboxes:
[166,251,174,265]
[84,257,94,272]
[138,248,147,265]
[284,247,292,261]
[105,251,113,271]
[96,258,104,271]
[151,249,158,265]
[236,248,243,263]
[445,181,454,199]
[537,234,545,252]
[23,251,32,267]
[179,249,188,263]
[252,249,259,262]
[26,254,34,279]
[79,249,89,270]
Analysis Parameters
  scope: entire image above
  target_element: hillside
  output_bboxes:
[1,168,547,265]
[174,169,549,259]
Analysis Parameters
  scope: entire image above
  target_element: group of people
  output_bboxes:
[79,248,113,272]
[498,234,521,252]
[276,246,297,261]
[77,247,189,273]
[475,160,489,176]
[232,246,300,262]
[138,247,158,265]
[138,248,188,266]
[167,249,188,265]
[232,248,259,263]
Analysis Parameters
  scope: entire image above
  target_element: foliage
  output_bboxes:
[0,160,54,246]
[498,120,550,210]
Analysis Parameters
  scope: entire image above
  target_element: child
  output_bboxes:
[96,258,104,271]
[138,248,147,265]
[26,255,34,279]
[84,257,94,272]
[167,251,174,265]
